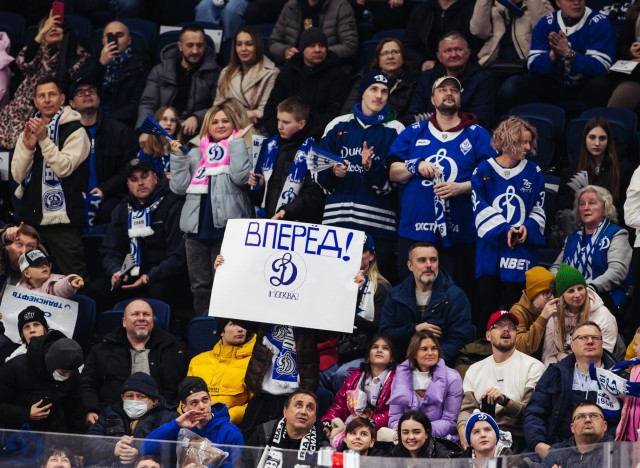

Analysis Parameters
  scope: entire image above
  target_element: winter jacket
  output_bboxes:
[170,138,254,234]
[470,0,553,66]
[388,358,462,438]
[187,334,256,425]
[81,327,188,413]
[214,56,279,120]
[83,49,151,126]
[241,322,320,395]
[341,66,421,120]
[615,363,640,440]
[403,59,496,128]
[84,399,178,466]
[268,0,358,64]
[321,366,395,431]
[11,106,91,228]
[101,184,186,284]
[262,50,350,138]
[390,435,463,458]
[403,0,480,66]
[136,43,220,129]
[542,288,618,365]
[510,291,549,360]
[380,269,475,365]
[0,331,85,433]
[542,434,614,468]
[0,32,13,111]
[523,352,618,451]
[18,273,81,298]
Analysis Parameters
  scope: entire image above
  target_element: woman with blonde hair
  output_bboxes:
[471,116,546,326]
[169,101,254,315]
[214,26,278,128]
[542,263,618,365]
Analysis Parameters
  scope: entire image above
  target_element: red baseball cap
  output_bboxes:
[486,310,519,331]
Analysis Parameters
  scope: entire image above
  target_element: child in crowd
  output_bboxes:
[249,96,324,223]
[616,327,640,441]
[17,249,84,298]
[139,106,182,179]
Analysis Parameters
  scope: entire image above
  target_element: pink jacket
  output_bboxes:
[321,367,395,431]
[18,273,80,299]
[615,364,640,441]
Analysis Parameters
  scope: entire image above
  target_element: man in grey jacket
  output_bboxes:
[137,25,220,145]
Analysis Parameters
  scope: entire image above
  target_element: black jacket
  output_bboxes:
[0,331,85,433]
[81,327,187,413]
[100,184,186,283]
[83,49,152,126]
[262,51,350,138]
[84,399,178,466]
[391,436,463,458]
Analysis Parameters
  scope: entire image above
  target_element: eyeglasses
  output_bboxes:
[572,334,603,342]
[490,323,517,331]
[379,50,401,57]
[161,117,178,123]
[540,290,555,299]
[573,412,604,421]
[74,87,97,97]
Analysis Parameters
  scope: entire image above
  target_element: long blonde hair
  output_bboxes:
[556,289,591,352]
[200,99,255,147]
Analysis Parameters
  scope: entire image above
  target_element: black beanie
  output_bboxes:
[17,306,49,335]
[44,338,83,373]
[298,27,328,51]
[121,372,160,399]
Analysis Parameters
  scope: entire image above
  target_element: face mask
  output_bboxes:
[123,400,148,419]
[52,370,70,382]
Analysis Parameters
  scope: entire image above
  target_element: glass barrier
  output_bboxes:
[0,429,637,467]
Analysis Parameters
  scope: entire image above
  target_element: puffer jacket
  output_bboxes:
[170,138,254,233]
[136,43,220,129]
[510,291,549,360]
[388,358,462,438]
[268,0,358,64]
[470,0,554,66]
[391,435,463,458]
[321,365,395,431]
[187,334,256,424]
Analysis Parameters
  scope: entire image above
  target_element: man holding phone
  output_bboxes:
[83,21,150,126]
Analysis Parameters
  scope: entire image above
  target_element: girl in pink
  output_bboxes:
[616,327,640,441]
[18,249,84,298]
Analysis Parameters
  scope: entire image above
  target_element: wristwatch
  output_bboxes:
[501,395,511,407]
[564,49,576,62]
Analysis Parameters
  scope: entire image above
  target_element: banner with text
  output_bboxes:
[0,286,79,343]
[210,219,364,332]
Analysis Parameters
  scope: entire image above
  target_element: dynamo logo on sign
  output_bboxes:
[264,251,307,293]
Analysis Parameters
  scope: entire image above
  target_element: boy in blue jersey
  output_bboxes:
[314,70,405,281]
[249,97,324,224]
[388,76,494,320]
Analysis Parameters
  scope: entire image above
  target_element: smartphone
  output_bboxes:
[481,397,496,417]
[51,1,64,24]
[38,397,53,407]
[107,32,118,45]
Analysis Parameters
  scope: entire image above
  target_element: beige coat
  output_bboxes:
[470,0,554,66]
[214,57,279,120]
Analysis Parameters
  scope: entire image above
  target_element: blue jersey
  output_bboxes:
[528,7,615,88]
[389,119,494,244]
[472,158,546,282]
[314,113,404,240]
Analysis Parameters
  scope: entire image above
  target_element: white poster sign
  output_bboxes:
[0,286,79,343]
[210,219,364,332]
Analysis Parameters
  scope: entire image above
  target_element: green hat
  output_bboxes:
[555,264,586,296]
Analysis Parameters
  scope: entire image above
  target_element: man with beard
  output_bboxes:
[81,299,188,425]
[457,310,545,453]
[380,242,474,364]
[388,76,494,326]
[137,25,220,145]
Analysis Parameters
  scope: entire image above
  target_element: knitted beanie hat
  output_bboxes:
[298,27,328,51]
[465,410,500,447]
[525,267,556,300]
[555,263,586,297]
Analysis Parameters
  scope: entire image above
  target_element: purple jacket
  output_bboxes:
[387,358,462,439]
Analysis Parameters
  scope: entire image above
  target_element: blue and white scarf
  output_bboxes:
[570,219,610,281]
[264,325,298,383]
[40,108,70,226]
[127,197,163,277]
[84,126,101,230]
[258,135,314,212]
[356,275,375,322]
[352,103,388,125]
[103,47,132,91]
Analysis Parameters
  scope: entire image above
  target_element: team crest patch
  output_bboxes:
[460,138,472,155]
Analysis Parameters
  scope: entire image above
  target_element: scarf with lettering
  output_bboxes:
[40,108,70,225]
[264,325,298,383]
[356,275,375,322]
[103,47,132,91]
[127,196,163,277]
[83,126,101,230]
[570,219,610,281]
[258,135,314,211]
[187,131,236,194]
[588,361,628,419]
[262,417,318,466]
